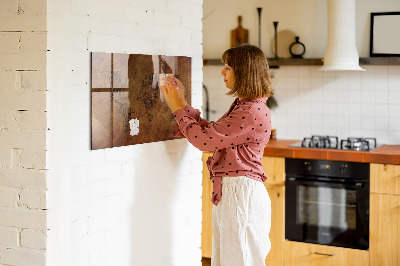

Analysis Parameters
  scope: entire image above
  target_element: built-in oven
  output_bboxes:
[285,158,369,250]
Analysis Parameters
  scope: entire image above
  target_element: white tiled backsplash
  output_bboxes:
[203,65,400,145]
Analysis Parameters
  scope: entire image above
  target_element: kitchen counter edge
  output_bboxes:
[263,139,400,165]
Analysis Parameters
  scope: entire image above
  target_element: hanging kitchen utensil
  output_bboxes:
[257,8,262,48]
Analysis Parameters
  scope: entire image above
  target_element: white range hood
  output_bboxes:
[320,0,365,71]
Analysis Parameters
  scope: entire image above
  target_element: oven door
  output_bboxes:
[285,177,369,250]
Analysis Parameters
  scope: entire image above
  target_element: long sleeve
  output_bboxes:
[171,104,210,138]
[173,105,257,152]
[182,104,210,128]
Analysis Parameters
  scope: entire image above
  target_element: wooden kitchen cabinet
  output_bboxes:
[264,184,285,266]
[370,163,400,195]
[261,156,285,185]
[202,152,213,258]
[262,156,285,266]
[284,241,369,266]
[201,154,286,266]
[370,163,400,266]
[370,193,400,266]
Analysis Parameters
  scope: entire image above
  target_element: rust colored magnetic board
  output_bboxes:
[91,52,191,150]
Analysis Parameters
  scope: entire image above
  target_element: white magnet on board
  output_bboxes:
[129,118,139,136]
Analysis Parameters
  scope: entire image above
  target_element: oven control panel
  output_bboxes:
[286,158,369,180]
[318,162,332,173]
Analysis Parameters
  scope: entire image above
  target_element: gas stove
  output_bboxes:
[289,135,381,151]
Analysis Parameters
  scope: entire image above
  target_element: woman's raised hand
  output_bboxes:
[173,77,188,108]
[161,76,186,113]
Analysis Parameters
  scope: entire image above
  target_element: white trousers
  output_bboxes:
[212,176,271,266]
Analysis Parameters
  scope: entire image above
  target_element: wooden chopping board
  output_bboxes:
[231,16,249,48]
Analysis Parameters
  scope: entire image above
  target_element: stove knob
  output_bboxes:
[305,162,312,171]
[340,164,347,174]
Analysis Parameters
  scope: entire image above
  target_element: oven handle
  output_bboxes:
[314,252,335,257]
[286,177,364,189]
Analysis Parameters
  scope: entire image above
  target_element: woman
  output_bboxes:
[161,44,273,266]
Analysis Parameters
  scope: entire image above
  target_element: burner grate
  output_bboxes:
[340,137,377,151]
[296,136,378,151]
[301,135,339,149]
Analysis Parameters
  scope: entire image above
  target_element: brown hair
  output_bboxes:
[221,44,273,99]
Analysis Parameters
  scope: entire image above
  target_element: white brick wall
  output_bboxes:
[0,187,19,208]
[0,0,48,264]
[0,248,46,266]
[0,227,19,247]
[47,1,203,266]
[21,229,47,250]
[2,2,203,266]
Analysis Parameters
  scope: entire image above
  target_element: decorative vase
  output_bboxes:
[289,36,306,58]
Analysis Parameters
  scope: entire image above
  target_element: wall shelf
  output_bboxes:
[359,57,400,65]
[203,58,323,67]
[203,57,400,67]
[268,58,323,67]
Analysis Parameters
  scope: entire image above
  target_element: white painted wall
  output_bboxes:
[46,0,203,266]
[203,0,400,58]
[0,0,48,265]
[204,0,326,59]
[203,0,400,144]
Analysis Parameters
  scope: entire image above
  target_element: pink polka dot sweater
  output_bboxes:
[173,97,271,206]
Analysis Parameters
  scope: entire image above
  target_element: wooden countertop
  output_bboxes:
[263,139,400,165]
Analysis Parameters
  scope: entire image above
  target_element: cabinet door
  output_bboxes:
[370,193,400,266]
[264,184,284,266]
[284,241,369,266]
[201,152,213,258]
[261,156,285,185]
[370,163,400,195]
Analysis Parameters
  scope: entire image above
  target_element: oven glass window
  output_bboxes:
[297,186,356,230]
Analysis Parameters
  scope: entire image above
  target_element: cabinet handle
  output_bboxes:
[314,252,335,257]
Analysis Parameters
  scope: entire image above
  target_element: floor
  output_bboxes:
[202,257,211,266]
